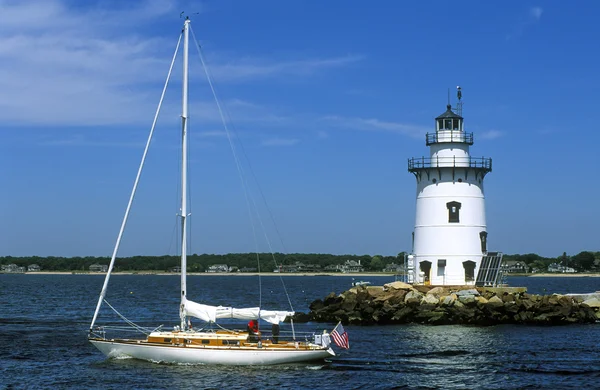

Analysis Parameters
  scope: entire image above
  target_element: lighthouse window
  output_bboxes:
[479,231,488,253]
[446,201,461,223]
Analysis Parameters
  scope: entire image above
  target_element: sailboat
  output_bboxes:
[88,17,336,365]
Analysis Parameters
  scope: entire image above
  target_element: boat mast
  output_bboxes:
[180,17,190,331]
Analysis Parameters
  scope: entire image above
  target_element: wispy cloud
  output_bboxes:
[261,138,300,147]
[507,6,543,40]
[530,7,543,21]
[0,0,362,128]
[317,131,329,139]
[38,134,144,148]
[478,130,504,140]
[321,115,428,138]
[202,55,363,82]
[196,130,229,138]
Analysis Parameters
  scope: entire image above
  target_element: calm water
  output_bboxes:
[1,274,599,389]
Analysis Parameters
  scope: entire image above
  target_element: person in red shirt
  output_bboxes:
[247,319,259,342]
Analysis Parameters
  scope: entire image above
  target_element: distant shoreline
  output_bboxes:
[4,271,600,277]
[2,271,392,277]
[526,273,600,277]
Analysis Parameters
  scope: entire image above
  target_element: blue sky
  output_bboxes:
[1,0,598,258]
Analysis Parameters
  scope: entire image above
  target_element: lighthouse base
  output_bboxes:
[404,252,504,287]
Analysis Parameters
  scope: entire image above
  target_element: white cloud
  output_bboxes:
[479,130,504,140]
[0,0,362,128]
[38,134,144,148]
[530,7,543,21]
[507,6,543,40]
[196,130,229,138]
[261,138,299,146]
[200,55,363,82]
[321,115,428,138]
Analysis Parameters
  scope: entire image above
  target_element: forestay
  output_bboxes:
[184,299,294,324]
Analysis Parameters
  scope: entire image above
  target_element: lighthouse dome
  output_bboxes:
[435,104,463,132]
[436,104,463,120]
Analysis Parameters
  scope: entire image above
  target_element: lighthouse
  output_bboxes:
[406,88,500,286]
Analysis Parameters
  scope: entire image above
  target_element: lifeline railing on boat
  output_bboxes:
[89,325,327,345]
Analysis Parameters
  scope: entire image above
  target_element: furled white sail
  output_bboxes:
[184,299,293,324]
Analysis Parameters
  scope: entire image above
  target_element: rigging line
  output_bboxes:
[190,28,296,314]
[187,116,193,259]
[190,26,264,309]
[103,300,152,335]
[89,33,182,331]
[220,106,288,253]
[166,216,179,256]
[186,36,292,312]
[218,118,297,313]
[175,114,182,259]
[212,84,295,309]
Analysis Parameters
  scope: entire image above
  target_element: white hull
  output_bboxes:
[90,339,335,365]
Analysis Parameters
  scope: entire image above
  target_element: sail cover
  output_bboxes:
[184,299,294,325]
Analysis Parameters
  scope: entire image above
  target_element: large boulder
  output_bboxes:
[458,294,477,305]
[582,297,600,308]
[427,287,446,297]
[456,289,480,297]
[366,286,385,298]
[421,294,440,305]
[404,290,424,305]
[384,281,413,291]
[486,295,504,308]
[441,294,457,306]
[373,289,408,304]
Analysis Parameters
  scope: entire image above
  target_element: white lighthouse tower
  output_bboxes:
[407,88,499,286]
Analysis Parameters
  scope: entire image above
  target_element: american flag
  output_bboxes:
[331,322,349,349]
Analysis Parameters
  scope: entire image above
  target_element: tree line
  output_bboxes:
[502,251,599,272]
[1,251,598,272]
[0,253,400,272]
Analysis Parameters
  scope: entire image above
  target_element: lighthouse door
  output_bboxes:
[419,261,432,285]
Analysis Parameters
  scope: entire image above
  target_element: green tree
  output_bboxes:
[571,251,595,271]
[369,255,383,271]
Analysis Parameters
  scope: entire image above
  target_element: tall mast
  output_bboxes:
[180,17,190,331]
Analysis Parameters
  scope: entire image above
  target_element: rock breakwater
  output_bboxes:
[305,282,600,325]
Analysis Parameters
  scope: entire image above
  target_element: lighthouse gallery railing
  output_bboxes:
[408,156,492,172]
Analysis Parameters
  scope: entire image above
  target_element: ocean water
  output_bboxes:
[1,274,599,389]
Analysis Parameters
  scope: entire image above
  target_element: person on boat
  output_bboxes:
[247,319,259,342]
[271,323,280,344]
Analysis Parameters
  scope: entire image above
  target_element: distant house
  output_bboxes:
[169,266,181,273]
[89,263,108,272]
[383,263,403,273]
[324,264,343,273]
[275,262,322,273]
[547,263,575,273]
[27,264,41,272]
[1,264,25,273]
[502,260,528,273]
[239,267,257,273]
[341,260,364,273]
[206,264,230,273]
